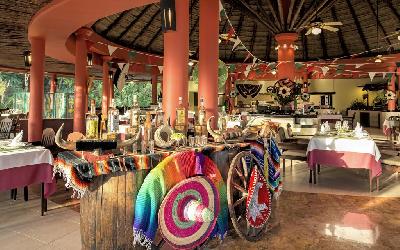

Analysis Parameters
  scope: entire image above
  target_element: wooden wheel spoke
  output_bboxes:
[235,167,247,188]
[232,181,247,194]
[233,196,246,208]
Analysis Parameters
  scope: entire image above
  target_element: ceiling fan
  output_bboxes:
[302,18,343,35]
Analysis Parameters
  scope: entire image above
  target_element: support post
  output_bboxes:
[198,0,219,126]
[28,37,45,142]
[275,33,298,81]
[162,0,189,125]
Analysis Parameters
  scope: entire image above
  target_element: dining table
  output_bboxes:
[0,142,56,215]
[306,132,382,192]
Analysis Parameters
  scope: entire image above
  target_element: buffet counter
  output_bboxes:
[347,110,400,128]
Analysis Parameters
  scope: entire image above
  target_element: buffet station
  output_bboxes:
[53,95,283,249]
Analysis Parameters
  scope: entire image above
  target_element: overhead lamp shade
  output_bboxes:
[23,51,32,67]
[87,53,93,67]
[108,70,114,80]
[160,0,176,32]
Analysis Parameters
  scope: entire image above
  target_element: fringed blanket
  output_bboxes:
[54,151,171,198]
[133,150,228,249]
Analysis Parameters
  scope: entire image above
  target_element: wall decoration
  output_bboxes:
[266,78,302,106]
[236,83,262,98]
[385,90,397,100]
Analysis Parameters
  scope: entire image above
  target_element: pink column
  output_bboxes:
[73,35,88,133]
[151,72,158,104]
[388,66,397,111]
[162,0,189,125]
[101,57,111,116]
[198,0,219,126]
[28,37,45,142]
[275,33,298,80]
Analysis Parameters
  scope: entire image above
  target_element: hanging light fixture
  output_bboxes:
[188,61,194,66]
[108,70,114,80]
[23,51,32,67]
[87,53,93,67]
[271,68,277,75]
[311,27,322,35]
[160,0,176,32]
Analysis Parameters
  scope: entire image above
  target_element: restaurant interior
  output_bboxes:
[0,0,400,249]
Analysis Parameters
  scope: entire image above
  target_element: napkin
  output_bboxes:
[354,123,364,138]
[9,130,23,146]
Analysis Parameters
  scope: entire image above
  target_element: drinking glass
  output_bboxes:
[188,136,195,147]
[195,135,201,147]
[149,140,155,154]
[201,135,208,146]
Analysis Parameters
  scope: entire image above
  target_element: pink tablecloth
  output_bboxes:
[0,163,56,198]
[307,150,382,179]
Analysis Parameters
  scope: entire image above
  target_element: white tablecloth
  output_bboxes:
[0,147,53,171]
[307,136,381,161]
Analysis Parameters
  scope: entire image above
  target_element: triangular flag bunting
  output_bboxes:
[219,0,224,21]
[117,63,125,70]
[368,72,376,81]
[382,72,386,79]
[158,66,164,74]
[128,50,136,59]
[229,64,236,72]
[355,64,364,69]
[244,52,252,63]
[244,70,250,77]
[232,38,241,51]
[245,64,252,72]
[108,45,118,56]
[226,27,235,44]
[321,66,329,76]
[295,62,304,70]
[252,57,257,67]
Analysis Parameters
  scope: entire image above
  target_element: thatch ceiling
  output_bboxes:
[92,0,400,63]
[0,0,78,75]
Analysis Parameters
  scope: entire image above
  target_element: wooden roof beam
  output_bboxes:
[296,0,336,30]
[101,10,131,37]
[230,0,280,33]
[229,12,244,61]
[365,0,392,46]
[250,22,257,52]
[116,5,152,41]
[345,0,370,51]
[286,0,296,30]
[289,0,305,30]
[264,0,282,31]
[265,32,272,61]
[384,0,400,22]
[255,0,281,33]
[320,30,328,59]
[330,6,349,56]
[277,0,286,31]
[130,9,160,46]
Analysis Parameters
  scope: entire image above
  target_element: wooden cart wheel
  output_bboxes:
[227,151,268,241]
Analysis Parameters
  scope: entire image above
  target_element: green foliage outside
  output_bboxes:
[191,59,228,94]
[0,72,154,116]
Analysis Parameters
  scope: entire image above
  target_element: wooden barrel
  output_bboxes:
[80,170,149,250]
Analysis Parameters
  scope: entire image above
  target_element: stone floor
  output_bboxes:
[1,180,399,250]
[0,128,399,249]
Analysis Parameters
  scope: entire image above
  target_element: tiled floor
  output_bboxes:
[0,128,399,249]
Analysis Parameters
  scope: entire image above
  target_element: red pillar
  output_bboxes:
[162,0,189,125]
[28,37,45,142]
[50,74,57,94]
[73,35,88,133]
[388,66,397,111]
[151,73,158,104]
[102,57,111,116]
[275,33,298,80]
[198,0,219,125]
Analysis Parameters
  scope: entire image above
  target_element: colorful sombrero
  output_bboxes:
[158,176,220,249]
[246,167,271,228]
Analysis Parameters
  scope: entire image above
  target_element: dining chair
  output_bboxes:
[379,150,400,191]
[42,128,56,147]
[342,112,356,129]
[277,126,308,177]
[0,117,12,139]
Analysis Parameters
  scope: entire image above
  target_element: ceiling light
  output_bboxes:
[271,69,277,75]
[87,53,93,67]
[311,27,322,35]
[218,39,222,44]
[23,51,32,67]
[374,58,382,63]
[188,61,194,66]
[283,43,287,49]
[398,35,400,41]
[160,0,176,32]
